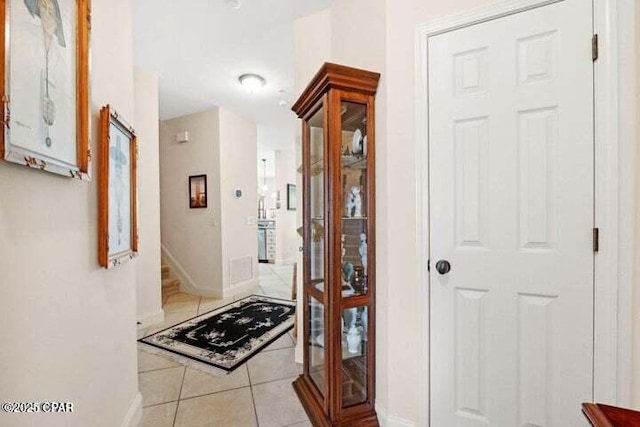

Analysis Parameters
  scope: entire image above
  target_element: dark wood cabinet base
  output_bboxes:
[583,402,640,426]
[293,376,379,427]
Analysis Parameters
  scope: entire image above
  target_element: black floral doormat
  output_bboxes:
[139,295,295,373]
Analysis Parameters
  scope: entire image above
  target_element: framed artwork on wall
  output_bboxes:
[287,183,296,211]
[98,105,138,268]
[0,0,91,179]
[189,174,207,208]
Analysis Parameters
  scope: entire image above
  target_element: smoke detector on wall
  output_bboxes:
[278,89,289,107]
[176,131,190,143]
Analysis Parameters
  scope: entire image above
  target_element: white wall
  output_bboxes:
[218,108,259,296]
[330,0,386,72]
[135,68,163,327]
[159,110,224,297]
[274,149,299,264]
[0,0,141,426]
[383,0,500,423]
[159,108,258,299]
[293,7,332,362]
[293,9,332,99]
[631,0,640,408]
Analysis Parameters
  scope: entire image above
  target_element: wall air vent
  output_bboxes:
[230,256,253,284]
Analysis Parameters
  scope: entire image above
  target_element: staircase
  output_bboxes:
[161,260,181,304]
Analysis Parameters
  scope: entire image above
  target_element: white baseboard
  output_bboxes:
[295,296,304,364]
[275,256,298,266]
[137,309,165,329]
[121,392,142,427]
[223,278,260,299]
[376,404,415,427]
[295,341,303,364]
[180,281,223,299]
[161,244,222,298]
[160,244,199,292]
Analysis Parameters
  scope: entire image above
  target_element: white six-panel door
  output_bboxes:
[428,1,594,425]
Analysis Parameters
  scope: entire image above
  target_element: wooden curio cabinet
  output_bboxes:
[292,63,380,426]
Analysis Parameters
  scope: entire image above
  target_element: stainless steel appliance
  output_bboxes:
[257,220,275,263]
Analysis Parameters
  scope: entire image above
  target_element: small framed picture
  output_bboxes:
[98,105,138,268]
[287,184,297,211]
[189,175,208,208]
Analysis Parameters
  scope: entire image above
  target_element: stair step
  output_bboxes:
[162,277,180,289]
[161,277,180,303]
[163,287,180,300]
[164,285,180,294]
[161,265,170,280]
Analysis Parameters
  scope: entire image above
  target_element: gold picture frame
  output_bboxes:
[98,105,138,268]
[0,0,91,179]
[287,183,296,211]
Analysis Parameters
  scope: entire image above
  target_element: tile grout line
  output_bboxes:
[250,384,261,427]
[247,382,260,427]
[171,401,179,427]
[140,376,303,413]
[177,384,251,403]
[246,364,262,427]
[196,296,202,316]
[139,356,298,407]
[247,362,253,387]
[255,374,309,427]
[138,365,183,375]
[172,366,187,427]
[141,399,180,410]
[251,374,302,387]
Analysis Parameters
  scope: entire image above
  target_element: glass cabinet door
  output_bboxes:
[338,100,369,408]
[339,101,369,299]
[308,106,325,291]
[341,305,368,407]
[305,105,326,397]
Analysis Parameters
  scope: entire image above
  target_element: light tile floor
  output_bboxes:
[137,263,310,427]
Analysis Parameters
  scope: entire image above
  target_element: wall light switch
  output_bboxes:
[246,216,256,225]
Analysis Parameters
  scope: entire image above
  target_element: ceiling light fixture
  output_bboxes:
[261,159,268,192]
[224,0,241,9]
[239,74,266,94]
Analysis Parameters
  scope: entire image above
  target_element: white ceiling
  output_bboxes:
[133,0,329,154]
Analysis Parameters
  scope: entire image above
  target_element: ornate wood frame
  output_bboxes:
[0,0,91,179]
[98,105,138,268]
